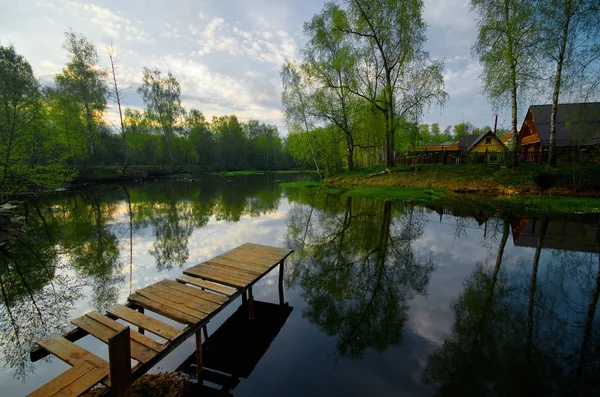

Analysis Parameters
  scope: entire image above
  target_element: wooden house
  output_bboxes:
[405,130,507,164]
[518,102,600,162]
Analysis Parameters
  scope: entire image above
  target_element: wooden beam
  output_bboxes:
[195,329,203,378]
[108,327,132,397]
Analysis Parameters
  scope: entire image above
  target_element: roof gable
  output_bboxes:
[528,102,600,146]
[459,131,505,152]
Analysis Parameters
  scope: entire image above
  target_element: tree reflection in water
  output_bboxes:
[0,176,285,380]
[286,192,435,358]
[423,215,600,396]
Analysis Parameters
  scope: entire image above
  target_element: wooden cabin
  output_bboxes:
[518,102,600,162]
[405,130,507,164]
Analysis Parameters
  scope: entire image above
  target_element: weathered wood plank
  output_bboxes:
[145,284,218,315]
[159,279,228,305]
[183,266,250,288]
[35,336,108,371]
[192,263,256,283]
[85,312,165,353]
[71,315,156,364]
[26,360,102,397]
[219,252,286,267]
[54,366,106,397]
[176,275,236,296]
[136,288,209,319]
[220,248,284,262]
[106,305,182,341]
[128,293,200,325]
[210,255,272,270]
[238,243,293,257]
[204,258,265,275]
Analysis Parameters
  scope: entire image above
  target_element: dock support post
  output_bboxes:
[202,325,208,340]
[196,329,203,378]
[242,290,247,305]
[278,260,285,306]
[138,307,145,335]
[108,326,132,397]
[248,287,254,320]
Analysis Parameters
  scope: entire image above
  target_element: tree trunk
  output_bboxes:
[527,219,548,362]
[548,3,571,167]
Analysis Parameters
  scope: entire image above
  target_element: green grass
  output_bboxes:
[279,181,323,188]
[345,186,446,202]
[494,195,600,214]
[213,170,315,177]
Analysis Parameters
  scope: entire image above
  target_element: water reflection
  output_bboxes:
[0,174,288,382]
[286,192,435,358]
[423,214,600,396]
[0,178,598,396]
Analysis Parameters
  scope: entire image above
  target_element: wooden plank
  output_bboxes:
[219,250,287,265]
[36,336,108,370]
[218,250,278,264]
[71,316,156,364]
[144,284,218,315]
[222,247,285,261]
[53,365,106,397]
[26,360,101,397]
[192,263,256,283]
[200,262,258,280]
[176,275,236,296]
[108,327,132,397]
[85,312,164,353]
[159,279,228,305]
[136,288,208,319]
[128,293,200,325]
[205,258,266,275]
[183,266,251,289]
[106,305,181,341]
[239,243,293,257]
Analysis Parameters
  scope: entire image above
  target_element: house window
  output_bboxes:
[485,138,492,144]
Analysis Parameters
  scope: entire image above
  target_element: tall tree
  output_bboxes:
[303,2,361,169]
[281,61,323,178]
[105,41,127,171]
[471,0,539,166]
[0,45,39,200]
[539,0,600,167]
[334,0,447,166]
[55,30,108,166]
[137,68,184,168]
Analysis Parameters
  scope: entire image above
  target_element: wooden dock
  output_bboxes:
[27,243,293,397]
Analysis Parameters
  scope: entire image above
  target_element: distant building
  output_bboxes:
[518,102,600,162]
[406,130,507,164]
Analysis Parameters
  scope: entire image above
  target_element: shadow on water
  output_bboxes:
[0,175,599,396]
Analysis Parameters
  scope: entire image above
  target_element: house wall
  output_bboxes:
[471,135,506,153]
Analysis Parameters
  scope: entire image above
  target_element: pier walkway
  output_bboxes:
[26,243,293,397]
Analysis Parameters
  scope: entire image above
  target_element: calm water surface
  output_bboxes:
[1,174,599,396]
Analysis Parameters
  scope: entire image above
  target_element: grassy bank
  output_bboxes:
[74,166,315,183]
[327,164,600,196]
[314,164,600,215]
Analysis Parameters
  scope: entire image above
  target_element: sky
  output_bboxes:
[0,0,516,134]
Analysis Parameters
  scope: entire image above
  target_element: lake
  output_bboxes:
[1,173,599,396]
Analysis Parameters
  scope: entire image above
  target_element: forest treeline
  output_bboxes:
[282,0,600,174]
[0,33,296,203]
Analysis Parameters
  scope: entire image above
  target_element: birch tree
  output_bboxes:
[55,31,108,166]
[471,0,539,167]
[539,0,600,166]
[334,0,447,166]
[137,68,184,168]
[281,61,323,178]
[105,41,128,171]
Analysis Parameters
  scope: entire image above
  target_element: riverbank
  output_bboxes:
[326,164,600,196]
[74,166,315,184]
[285,164,600,215]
